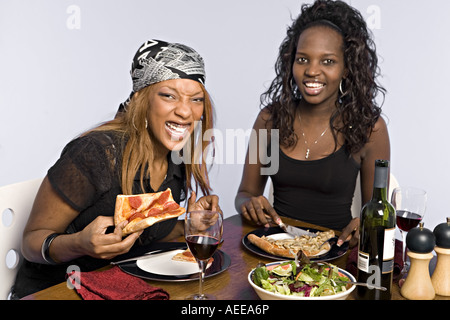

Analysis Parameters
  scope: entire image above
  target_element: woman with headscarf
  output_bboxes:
[13,39,219,298]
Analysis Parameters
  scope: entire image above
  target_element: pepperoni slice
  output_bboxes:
[146,207,163,217]
[128,196,142,209]
[163,201,179,211]
[128,211,145,222]
[182,250,194,258]
[156,190,170,205]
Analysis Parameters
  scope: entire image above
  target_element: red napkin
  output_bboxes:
[345,239,404,281]
[73,266,169,300]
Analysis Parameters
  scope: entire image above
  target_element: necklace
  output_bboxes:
[298,114,329,159]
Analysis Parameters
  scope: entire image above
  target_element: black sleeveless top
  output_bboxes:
[270,145,360,230]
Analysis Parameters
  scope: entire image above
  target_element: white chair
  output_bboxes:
[0,178,43,299]
[351,173,399,218]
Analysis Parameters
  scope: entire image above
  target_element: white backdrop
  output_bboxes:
[1,0,448,232]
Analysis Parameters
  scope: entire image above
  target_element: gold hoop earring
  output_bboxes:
[132,115,147,130]
[132,115,138,131]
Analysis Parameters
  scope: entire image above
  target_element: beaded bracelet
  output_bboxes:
[41,233,61,265]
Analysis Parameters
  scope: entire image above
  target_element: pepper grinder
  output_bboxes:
[431,217,450,296]
[400,223,436,300]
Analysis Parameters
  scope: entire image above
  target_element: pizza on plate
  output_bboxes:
[247,229,335,258]
[114,188,185,236]
[172,248,214,265]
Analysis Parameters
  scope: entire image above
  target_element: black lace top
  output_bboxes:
[47,130,185,237]
[13,131,186,298]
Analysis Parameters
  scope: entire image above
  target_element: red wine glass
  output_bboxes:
[391,187,427,275]
[184,210,223,300]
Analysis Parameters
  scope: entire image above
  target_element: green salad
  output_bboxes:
[252,261,351,297]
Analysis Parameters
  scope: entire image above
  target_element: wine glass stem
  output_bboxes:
[197,259,207,298]
[401,230,407,273]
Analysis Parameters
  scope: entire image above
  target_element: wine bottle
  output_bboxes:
[357,159,396,300]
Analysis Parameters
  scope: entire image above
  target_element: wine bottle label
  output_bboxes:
[382,228,395,274]
[357,251,370,273]
[358,228,396,274]
[383,228,395,261]
[381,259,394,274]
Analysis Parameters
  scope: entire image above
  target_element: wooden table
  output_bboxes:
[22,214,448,301]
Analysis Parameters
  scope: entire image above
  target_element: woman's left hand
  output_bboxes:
[338,217,359,248]
[187,191,221,214]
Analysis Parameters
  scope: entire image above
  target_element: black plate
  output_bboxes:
[117,242,231,282]
[242,226,348,261]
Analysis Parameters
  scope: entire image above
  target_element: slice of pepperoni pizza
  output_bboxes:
[114,188,185,236]
[172,248,214,266]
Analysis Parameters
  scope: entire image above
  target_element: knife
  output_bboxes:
[111,244,185,265]
[110,249,170,265]
[278,221,318,237]
[264,214,317,237]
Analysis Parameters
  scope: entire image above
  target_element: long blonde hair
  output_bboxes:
[85,82,214,196]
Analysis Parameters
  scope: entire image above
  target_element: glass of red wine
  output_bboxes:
[391,187,427,275]
[184,210,223,300]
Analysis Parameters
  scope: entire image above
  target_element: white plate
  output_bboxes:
[136,249,201,276]
[266,233,295,241]
[266,233,331,257]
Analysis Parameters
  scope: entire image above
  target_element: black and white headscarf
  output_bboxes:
[118,39,206,113]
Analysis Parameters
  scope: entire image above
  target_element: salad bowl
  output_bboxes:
[248,261,356,300]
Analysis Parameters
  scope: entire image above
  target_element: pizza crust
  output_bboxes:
[247,234,293,258]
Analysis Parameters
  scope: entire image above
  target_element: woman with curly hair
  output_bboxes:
[235,0,390,247]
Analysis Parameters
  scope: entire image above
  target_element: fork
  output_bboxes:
[318,236,338,250]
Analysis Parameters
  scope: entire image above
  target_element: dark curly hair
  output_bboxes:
[261,0,385,154]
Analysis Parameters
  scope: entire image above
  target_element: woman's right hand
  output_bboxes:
[77,216,142,260]
[239,195,280,228]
